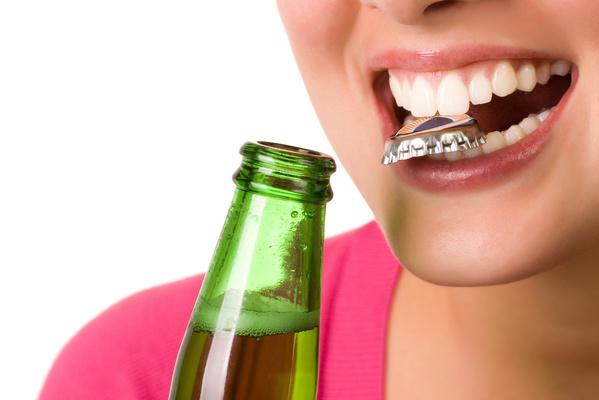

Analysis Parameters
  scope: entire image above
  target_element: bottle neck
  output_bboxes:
[192,141,334,336]
[194,188,325,335]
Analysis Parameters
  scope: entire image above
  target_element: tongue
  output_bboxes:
[468,74,571,133]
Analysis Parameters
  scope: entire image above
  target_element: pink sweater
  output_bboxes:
[40,221,401,399]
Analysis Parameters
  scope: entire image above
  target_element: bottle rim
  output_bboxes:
[234,141,337,203]
[256,141,333,160]
[250,141,336,174]
[242,141,336,176]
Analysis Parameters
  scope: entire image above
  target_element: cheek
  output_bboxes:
[277,1,384,199]
[276,0,359,52]
[540,0,599,47]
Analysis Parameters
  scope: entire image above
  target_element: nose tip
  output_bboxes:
[361,0,472,25]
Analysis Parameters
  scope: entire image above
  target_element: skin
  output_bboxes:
[276,0,599,398]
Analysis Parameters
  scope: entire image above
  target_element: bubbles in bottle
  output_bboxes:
[291,211,299,218]
[194,290,319,336]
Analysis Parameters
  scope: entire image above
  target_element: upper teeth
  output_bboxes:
[388,59,571,118]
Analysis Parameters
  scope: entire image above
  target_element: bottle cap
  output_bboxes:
[381,114,487,164]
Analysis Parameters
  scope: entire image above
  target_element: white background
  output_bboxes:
[0,1,372,398]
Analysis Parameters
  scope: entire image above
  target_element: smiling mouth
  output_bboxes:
[375,58,573,161]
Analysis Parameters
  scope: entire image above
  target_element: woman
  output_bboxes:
[41,0,599,398]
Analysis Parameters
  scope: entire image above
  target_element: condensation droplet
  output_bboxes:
[303,210,315,218]
[291,211,299,218]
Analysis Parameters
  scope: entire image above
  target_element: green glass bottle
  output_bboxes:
[169,141,336,400]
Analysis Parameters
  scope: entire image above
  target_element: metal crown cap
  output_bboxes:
[382,114,487,164]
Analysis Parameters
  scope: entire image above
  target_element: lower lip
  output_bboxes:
[381,69,577,192]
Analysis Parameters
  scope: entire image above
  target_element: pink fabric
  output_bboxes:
[39,221,401,399]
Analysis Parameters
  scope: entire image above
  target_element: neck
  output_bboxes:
[449,247,599,368]
[388,248,599,398]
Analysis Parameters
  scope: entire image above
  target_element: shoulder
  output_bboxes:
[39,275,204,400]
[323,220,387,275]
[324,220,379,257]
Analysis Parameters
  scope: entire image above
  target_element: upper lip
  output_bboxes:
[366,44,555,73]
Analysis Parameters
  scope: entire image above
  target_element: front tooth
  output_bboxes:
[437,73,470,115]
[516,62,536,92]
[482,131,506,154]
[551,60,571,76]
[389,75,403,107]
[401,79,412,111]
[504,125,525,145]
[536,62,551,84]
[410,76,437,117]
[519,116,540,134]
[492,61,518,97]
[468,72,493,105]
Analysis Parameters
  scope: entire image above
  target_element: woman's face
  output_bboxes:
[277,0,599,286]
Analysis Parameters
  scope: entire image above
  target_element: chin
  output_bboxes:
[379,214,569,287]
[390,245,547,287]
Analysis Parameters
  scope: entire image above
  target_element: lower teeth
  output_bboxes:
[425,107,553,161]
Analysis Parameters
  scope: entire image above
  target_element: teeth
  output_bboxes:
[516,62,536,92]
[410,76,437,117]
[469,72,493,105]
[444,150,464,161]
[463,146,483,159]
[551,60,571,76]
[538,109,551,122]
[428,153,446,160]
[519,116,540,134]
[482,131,506,154]
[536,62,551,84]
[388,59,570,119]
[492,61,518,97]
[389,75,403,108]
[424,108,552,161]
[504,125,525,145]
[437,73,470,115]
[401,79,412,111]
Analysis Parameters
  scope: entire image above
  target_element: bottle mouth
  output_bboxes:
[234,141,337,203]
[253,141,336,174]
[257,141,329,158]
